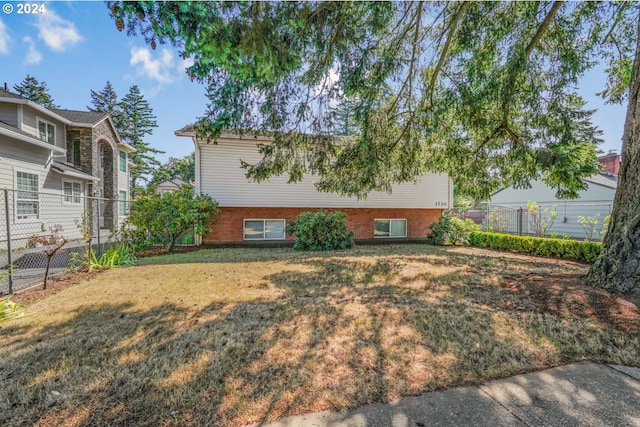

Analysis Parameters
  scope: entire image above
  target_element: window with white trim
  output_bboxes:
[63,180,82,204]
[16,171,39,220]
[119,191,128,216]
[244,219,286,240]
[374,219,407,238]
[119,150,127,173]
[36,117,55,144]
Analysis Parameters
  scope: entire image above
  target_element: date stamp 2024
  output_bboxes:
[3,3,47,15]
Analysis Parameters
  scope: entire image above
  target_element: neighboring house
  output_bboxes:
[488,152,619,238]
[175,126,452,244]
[0,87,135,248]
[155,178,188,195]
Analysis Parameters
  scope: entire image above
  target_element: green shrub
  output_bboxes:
[286,210,354,251]
[129,186,220,252]
[427,215,479,245]
[468,231,601,263]
[86,244,137,272]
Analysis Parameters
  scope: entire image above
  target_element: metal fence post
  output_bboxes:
[4,189,13,294]
[96,197,101,258]
[517,208,523,236]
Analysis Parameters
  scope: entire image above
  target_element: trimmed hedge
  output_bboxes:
[468,231,601,264]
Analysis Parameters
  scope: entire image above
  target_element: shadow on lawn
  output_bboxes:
[1,251,639,427]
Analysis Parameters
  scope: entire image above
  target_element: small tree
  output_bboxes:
[42,225,68,289]
[578,213,600,242]
[129,186,220,252]
[286,210,354,251]
[526,201,557,237]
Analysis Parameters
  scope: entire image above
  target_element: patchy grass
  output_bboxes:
[1,245,639,427]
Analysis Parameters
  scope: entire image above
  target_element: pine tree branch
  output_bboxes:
[429,1,470,107]
[524,1,563,59]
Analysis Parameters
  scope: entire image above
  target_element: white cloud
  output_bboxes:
[0,19,10,54]
[37,10,82,52]
[178,57,195,73]
[23,37,42,64]
[130,47,176,84]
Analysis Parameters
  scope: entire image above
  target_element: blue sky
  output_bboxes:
[0,2,628,164]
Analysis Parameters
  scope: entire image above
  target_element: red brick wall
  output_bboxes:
[205,207,443,243]
[597,153,620,176]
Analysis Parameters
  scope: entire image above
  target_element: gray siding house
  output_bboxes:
[0,88,134,247]
[488,152,619,239]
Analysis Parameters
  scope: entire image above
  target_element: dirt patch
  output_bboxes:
[500,271,640,332]
[11,270,104,306]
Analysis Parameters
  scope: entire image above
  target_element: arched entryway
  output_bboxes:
[96,140,117,229]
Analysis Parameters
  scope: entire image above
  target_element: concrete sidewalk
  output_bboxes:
[250,363,640,427]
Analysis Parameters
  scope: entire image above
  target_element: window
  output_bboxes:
[16,171,39,220]
[37,118,55,144]
[119,191,127,216]
[72,140,81,167]
[119,150,127,173]
[63,181,82,204]
[244,219,286,240]
[374,219,407,238]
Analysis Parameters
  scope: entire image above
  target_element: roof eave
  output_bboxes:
[0,127,66,155]
[0,97,73,125]
[118,142,136,153]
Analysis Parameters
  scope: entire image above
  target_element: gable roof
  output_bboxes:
[583,173,618,189]
[0,88,24,99]
[51,109,109,125]
[156,178,187,188]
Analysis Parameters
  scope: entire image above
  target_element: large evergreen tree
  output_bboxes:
[13,75,59,109]
[88,81,124,130]
[89,82,164,194]
[119,85,163,194]
[108,1,640,293]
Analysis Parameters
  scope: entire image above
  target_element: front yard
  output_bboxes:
[1,245,639,426]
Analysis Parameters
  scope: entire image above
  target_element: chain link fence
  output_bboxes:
[0,188,131,294]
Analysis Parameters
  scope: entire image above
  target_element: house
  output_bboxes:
[0,87,134,248]
[154,178,188,195]
[175,126,452,244]
[487,151,619,238]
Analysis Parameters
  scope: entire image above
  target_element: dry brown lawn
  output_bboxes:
[1,244,639,427]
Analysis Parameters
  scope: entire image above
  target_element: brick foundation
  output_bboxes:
[204,207,443,243]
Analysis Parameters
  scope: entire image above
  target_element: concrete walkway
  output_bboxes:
[250,363,640,427]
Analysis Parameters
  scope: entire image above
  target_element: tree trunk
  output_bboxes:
[584,19,640,294]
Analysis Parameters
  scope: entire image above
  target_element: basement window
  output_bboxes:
[374,219,407,238]
[244,219,286,240]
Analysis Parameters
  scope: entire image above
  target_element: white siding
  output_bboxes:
[0,103,18,127]
[118,169,129,198]
[198,139,451,208]
[490,179,615,204]
[21,106,66,149]
[0,137,51,189]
